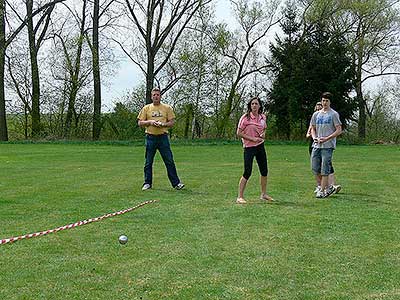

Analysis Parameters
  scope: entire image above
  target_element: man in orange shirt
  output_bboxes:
[137,88,185,191]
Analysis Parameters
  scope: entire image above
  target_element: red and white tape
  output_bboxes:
[0,200,157,245]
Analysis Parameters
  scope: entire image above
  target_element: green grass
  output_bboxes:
[0,143,399,299]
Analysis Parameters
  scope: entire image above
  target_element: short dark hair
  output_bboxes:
[321,92,333,100]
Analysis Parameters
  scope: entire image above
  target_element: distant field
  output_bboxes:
[0,143,399,299]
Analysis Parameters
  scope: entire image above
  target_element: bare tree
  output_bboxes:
[119,0,211,104]
[6,48,31,138]
[214,0,280,136]
[26,0,59,137]
[56,0,89,137]
[86,0,120,140]
[161,5,227,138]
[0,0,65,141]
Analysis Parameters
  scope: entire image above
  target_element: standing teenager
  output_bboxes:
[306,101,341,194]
[310,92,342,198]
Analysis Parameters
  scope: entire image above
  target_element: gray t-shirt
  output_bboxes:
[310,108,342,149]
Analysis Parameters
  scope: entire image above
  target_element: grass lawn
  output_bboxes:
[0,142,399,299]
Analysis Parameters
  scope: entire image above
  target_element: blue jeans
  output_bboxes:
[144,134,180,187]
[311,148,334,176]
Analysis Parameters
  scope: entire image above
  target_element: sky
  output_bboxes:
[101,0,234,111]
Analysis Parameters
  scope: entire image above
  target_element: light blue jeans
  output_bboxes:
[311,148,334,176]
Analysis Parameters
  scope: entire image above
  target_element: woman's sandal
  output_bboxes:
[236,197,247,204]
[260,194,275,202]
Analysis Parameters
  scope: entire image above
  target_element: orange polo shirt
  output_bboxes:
[138,103,175,135]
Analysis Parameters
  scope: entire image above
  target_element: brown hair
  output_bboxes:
[321,92,333,100]
[246,97,264,120]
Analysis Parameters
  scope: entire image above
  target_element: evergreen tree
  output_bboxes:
[302,22,355,127]
[269,3,355,139]
[268,2,301,139]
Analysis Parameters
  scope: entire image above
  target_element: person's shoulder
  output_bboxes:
[237,114,247,125]
[142,103,152,110]
[160,102,173,109]
[138,104,150,113]
[331,108,339,114]
[330,108,340,116]
[239,114,247,121]
[160,101,171,107]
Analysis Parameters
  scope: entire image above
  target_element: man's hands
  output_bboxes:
[138,119,167,128]
[150,120,164,127]
[314,136,329,144]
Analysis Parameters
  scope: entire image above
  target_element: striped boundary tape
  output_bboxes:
[0,200,157,245]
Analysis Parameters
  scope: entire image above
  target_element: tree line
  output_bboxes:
[1,0,400,142]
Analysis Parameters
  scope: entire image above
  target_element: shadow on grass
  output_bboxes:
[233,200,299,207]
[145,187,211,196]
[332,193,384,204]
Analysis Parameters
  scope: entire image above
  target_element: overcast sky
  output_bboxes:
[101,0,234,111]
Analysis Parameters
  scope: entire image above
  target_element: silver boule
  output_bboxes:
[118,235,128,244]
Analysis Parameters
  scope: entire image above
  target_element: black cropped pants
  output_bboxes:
[243,143,268,180]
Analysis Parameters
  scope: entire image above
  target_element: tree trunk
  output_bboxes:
[24,102,28,139]
[92,0,101,140]
[64,0,87,138]
[64,95,75,137]
[0,0,8,141]
[356,82,366,140]
[27,0,41,138]
[217,81,238,137]
[145,53,155,104]
[184,104,193,139]
[355,33,366,140]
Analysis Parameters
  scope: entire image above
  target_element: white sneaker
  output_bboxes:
[332,185,341,194]
[174,182,185,190]
[142,183,152,190]
[314,186,322,194]
[316,190,325,198]
[324,185,335,198]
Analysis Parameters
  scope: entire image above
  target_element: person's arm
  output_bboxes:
[306,124,312,138]
[154,105,176,128]
[319,125,342,143]
[137,106,155,127]
[138,119,159,127]
[311,125,318,142]
[237,127,263,143]
[160,119,175,128]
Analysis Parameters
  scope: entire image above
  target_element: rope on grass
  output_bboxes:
[0,200,157,245]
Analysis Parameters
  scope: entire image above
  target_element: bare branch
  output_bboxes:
[5,0,66,47]
[111,37,147,74]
